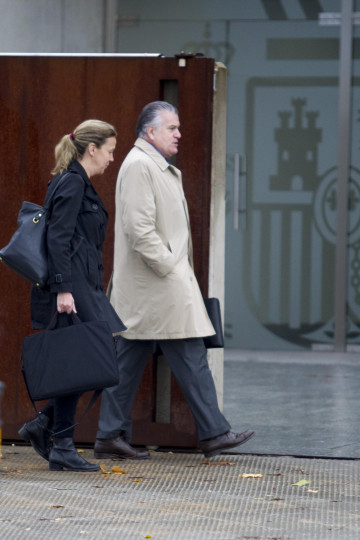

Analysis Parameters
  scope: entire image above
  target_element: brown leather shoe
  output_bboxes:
[199,430,255,458]
[94,435,150,460]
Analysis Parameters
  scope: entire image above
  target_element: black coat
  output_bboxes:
[30,160,126,334]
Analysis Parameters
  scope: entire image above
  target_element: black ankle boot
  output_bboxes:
[49,438,100,472]
[18,413,51,461]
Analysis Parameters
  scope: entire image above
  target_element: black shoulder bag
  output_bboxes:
[0,173,69,287]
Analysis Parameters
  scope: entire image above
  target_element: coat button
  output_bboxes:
[92,203,98,210]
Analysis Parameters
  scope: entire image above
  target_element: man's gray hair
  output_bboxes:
[136,101,178,138]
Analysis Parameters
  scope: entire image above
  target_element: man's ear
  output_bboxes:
[146,125,155,141]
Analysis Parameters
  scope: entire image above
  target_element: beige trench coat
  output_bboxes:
[110,138,215,340]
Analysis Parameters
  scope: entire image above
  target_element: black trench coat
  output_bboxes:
[30,160,126,334]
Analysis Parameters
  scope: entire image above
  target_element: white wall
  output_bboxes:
[0,0,105,52]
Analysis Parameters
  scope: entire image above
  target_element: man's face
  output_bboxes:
[146,110,181,159]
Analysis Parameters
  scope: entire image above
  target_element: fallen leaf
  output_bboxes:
[77,449,85,454]
[131,479,142,483]
[52,505,64,509]
[112,466,127,474]
[100,464,127,475]
[292,479,310,487]
[241,473,263,478]
[144,536,152,539]
[307,489,319,493]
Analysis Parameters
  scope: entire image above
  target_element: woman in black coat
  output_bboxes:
[18,120,126,472]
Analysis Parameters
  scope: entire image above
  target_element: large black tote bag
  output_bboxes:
[22,313,119,401]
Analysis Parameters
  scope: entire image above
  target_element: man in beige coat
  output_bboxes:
[94,101,255,459]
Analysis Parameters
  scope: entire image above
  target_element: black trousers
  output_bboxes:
[97,336,231,442]
[41,394,80,438]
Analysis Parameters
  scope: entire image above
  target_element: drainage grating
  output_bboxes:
[0,446,359,539]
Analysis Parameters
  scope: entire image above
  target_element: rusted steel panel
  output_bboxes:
[0,55,214,446]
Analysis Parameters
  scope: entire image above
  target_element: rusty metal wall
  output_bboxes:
[0,55,215,446]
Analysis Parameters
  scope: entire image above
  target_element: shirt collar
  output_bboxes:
[134,138,178,173]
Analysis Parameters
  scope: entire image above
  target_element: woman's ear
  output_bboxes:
[88,142,96,157]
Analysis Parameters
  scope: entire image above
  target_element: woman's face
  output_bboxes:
[92,136,117,176]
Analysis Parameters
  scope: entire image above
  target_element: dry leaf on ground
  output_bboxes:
[241,473,263,478]
[100,464,127,475]
[292,479,311,487]
[112,466,127,474]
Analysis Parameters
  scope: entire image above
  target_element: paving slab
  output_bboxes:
[224,351,360,458]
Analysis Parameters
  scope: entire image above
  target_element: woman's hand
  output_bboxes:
[57,292,77,314]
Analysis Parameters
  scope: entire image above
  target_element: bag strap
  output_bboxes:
[21,364,39,417]
[43,172,71,212]
[47,311,81,330]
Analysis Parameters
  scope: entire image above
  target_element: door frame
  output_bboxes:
[334,0,354,351]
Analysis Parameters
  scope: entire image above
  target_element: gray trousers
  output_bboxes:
[96,336,231,442]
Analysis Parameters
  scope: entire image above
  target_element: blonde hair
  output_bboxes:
[51,119,117,175]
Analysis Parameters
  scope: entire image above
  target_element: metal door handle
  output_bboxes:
[233,153,247,230]
[234,153,240,230]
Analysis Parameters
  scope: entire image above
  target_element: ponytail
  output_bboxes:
[51,119,117,175]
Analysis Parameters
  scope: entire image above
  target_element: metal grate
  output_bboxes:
[1,446,359,539]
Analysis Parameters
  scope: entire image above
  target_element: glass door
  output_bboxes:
[347,0,360,350]
[225,4,346,350]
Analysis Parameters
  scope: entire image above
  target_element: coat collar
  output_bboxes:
[67,159,92,187]
[134,138,181,175]
[50,160,92,188]
[57,160,107,214]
